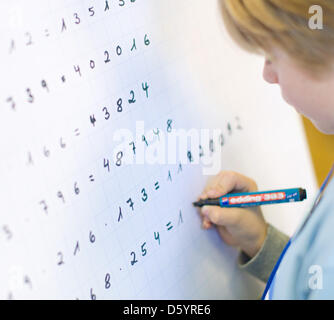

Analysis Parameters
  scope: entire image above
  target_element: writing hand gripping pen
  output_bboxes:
[193,188,307,208]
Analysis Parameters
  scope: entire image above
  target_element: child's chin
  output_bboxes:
[312,120,334,135]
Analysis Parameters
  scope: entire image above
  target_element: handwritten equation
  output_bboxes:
[0,0,244,299]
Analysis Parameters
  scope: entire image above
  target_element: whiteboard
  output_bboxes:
[0,0,318,299]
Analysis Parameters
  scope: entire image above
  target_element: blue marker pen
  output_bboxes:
[193,188,307,208]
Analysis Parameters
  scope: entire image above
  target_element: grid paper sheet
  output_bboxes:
[0,0,317,299]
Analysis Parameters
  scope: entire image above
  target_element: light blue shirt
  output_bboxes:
[272,171,334,299]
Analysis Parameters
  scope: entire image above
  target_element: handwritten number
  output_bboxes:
[74,241,80,255]
[88,7,95,16]
[141,188,148,202]
[167,119,172,133]
[3,225,13,240]
[104,50,110,63]
[43,146,50,158]
[89,231,96,243]
[6,97,15,110]
[128,90,136,104]
[141,242,147,256]
[57,191,65,203]
[74,13,81,24]
[39,200,48,214]
[104,158,110,172]
[26,88,34,103]
[227,122,232,135]
[199,145,204,157]
[154,232,160,245]
[25,32,33,46]
[90,114,97,127]
[41,80,49,92]
[74,65,81,77]
[103,107,110,120]
[116,151,123,167]
[74,182,80,195]
[24,276,32,289]
[144,34,150,46]
[187,151,193,163]
[105,273,111,289]
[209,139,215,153]
[130,252,138,266]
[116,46,122,56]
[153,128,160,141]
[142,82,149,98]
[142,135,148,146]
[90,288,96,300]
[235,116,243,130]
[117,98,123,112]
[57,252,64,265]
[219,133,224,147]
[127,198,134,211]
[60,137,66,149]
[129,142,136,155]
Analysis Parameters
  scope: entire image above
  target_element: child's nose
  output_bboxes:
[263,59,279,84]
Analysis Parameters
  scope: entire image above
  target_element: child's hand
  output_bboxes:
[198,171,268,258]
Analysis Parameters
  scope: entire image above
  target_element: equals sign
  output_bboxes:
[154,182,160,190]
[74,128,80,136]
[166,222,173,231]
[89,174,94,182]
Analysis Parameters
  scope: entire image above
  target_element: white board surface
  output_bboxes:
[0,0,317,299]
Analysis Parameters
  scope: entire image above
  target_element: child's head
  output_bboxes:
[220,0,334,134]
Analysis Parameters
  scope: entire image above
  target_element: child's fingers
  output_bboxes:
[200,171,258,200]
[222,171,258,194]
[199,210,213,229]
[202,218,212,229]
[201,205,241,227]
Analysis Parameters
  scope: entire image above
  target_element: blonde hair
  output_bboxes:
[220,0,334,74]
